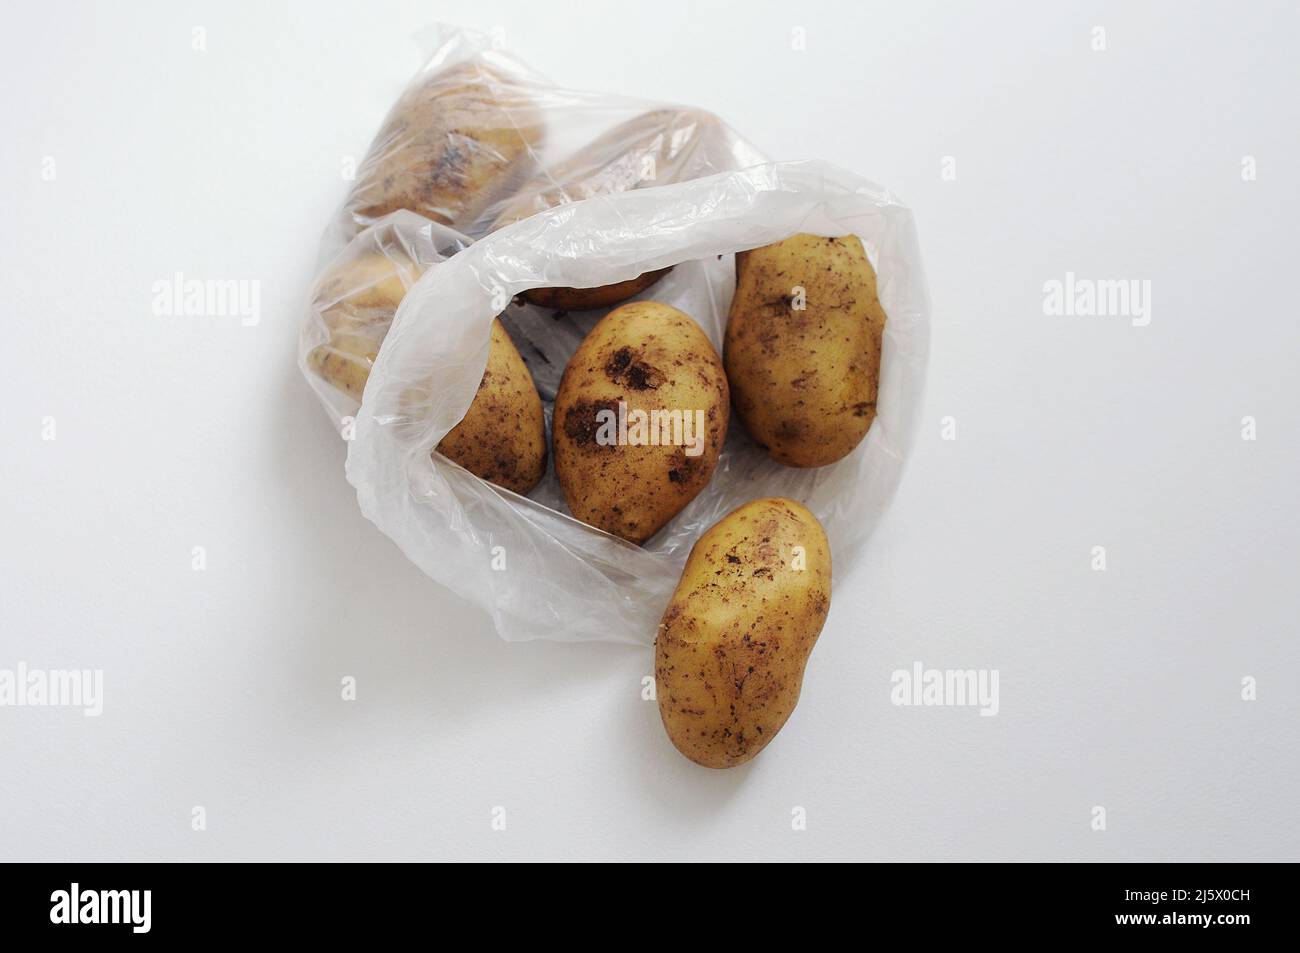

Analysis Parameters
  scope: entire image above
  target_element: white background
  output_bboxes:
[2,0,1297,862]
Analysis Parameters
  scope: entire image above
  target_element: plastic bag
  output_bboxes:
[300,27,930,646]
[316,26,766,257]
[302,23,767,429]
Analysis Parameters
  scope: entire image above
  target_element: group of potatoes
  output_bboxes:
[307,61,889,769]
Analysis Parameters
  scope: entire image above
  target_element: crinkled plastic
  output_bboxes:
[301,23,767,428]
[300,26,931,646]
[318,25,766,256]
[300,212,471,427]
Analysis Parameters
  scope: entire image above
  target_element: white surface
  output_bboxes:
[1,0,1297,862]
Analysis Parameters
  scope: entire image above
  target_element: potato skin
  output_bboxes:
[724,233,886,467]
[307,326,382,402]
[305,249,546,493]
[345,63,543,234]
[656,498,832,768]
[436,318,548,495]
[306,251,418,402]
[521,268,670,312]
[314,250,416,313]
[553,301,728,544]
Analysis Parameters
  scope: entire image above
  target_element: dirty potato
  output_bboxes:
[305,250,547,494]
[344,62,543,234]
[435,318,548,495]
[306,250,421,401]
[521,270,669,312]
[724,233,886,467]
[656,497,832,768]
[552,301,728,544]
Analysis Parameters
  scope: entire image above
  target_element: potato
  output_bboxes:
[307,326,383,402]
[491,109,725,310]
[435,318,548,495]
[552,301,728,544]
[306,251,546,494]
[655,498,832,768]
[314,250,418,314]
[724,233,886,467]
[344,62,544,234]
[521,270,670,312]
[306,250,421,401]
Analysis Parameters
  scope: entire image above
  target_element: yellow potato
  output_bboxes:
[724,233,886,467]
[306,250,422,401]
[521,269,670,312]
[306,250,547,494]
[656,498,832,768]
[345,62,544,234]
[552,301,728,544]
[307,326,382,402]
[492,109,723,310]
[435,318,548,495]
[314,250,418,314]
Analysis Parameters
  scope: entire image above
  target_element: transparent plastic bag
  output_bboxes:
[300,27,931,645]
[318,25,766,258]
[302,22,767,431]
[300,212,472,427]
